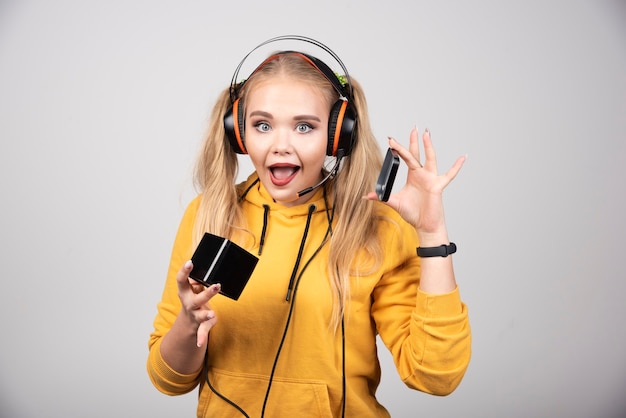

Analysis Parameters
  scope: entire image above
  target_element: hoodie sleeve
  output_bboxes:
[370,211,471,396]
[147,196,203,395]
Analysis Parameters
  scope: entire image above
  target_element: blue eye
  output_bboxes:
[296,123,312,133]
[255,122,271,132]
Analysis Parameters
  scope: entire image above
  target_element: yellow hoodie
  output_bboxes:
[148,175,471,417]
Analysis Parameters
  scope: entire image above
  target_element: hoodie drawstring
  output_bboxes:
[285,204,316,301]
[258,204,270,256]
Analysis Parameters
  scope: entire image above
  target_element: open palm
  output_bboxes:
[366,128,466,235]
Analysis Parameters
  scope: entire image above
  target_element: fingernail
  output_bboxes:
[213,283,221,293]
[184,260,192,269]
[207,312,214,320]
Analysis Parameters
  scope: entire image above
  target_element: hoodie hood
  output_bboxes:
[238,173,334,301]
[238,173,331,218]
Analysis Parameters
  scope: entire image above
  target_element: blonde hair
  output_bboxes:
[193,53,384,329]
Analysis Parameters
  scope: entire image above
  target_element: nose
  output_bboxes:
[271,127,293,154]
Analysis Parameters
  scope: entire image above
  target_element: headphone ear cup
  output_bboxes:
[327,99,357,156]
[223,98,247,154]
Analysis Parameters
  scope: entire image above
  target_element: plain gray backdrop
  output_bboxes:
[1,1,625,417]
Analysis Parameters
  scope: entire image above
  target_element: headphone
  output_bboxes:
[223,35,358,157]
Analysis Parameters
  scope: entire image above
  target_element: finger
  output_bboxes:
[422,129,438,172]
[189,280,206,294]
[362,191,379,201]
[442,155,467,185]
[388,136,421,171]
[193,307,216,324]
[176,260,195,295]
[184,283,221,316]
[196,312,218,347]
[193,283,222,306]
[409,127,420,162]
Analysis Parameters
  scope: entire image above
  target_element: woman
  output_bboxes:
[148,36,471,417]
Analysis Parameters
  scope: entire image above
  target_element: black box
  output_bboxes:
[189,233,258,300]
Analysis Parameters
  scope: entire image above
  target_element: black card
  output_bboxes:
[189,233,258,300]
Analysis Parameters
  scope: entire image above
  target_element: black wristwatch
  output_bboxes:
[416,242,457,258]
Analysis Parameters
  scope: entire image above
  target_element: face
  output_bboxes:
[244,75,330,207]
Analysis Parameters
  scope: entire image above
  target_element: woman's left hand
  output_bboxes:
[364,127,466,236]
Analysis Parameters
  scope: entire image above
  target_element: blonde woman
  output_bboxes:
[148,36,471,418]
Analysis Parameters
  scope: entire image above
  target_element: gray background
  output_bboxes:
[1,1,625,417]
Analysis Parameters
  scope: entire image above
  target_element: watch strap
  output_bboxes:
[416,242,457,258]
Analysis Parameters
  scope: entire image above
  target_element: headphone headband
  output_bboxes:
[229,35,354,102]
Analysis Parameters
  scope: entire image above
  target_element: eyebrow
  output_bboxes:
[248,110,321,122]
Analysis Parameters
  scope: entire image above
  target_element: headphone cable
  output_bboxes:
[203,347,250,418]
[260,191,337,417]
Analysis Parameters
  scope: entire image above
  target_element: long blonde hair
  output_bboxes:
[193,53,384,329]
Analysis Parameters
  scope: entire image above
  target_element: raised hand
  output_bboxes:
[365,127,465,239]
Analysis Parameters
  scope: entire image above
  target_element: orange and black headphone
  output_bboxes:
[223,35,358,157]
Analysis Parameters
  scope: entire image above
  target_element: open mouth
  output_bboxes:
[269,164,300,186]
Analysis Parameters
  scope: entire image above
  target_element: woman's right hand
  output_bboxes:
[176,260,221,348]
